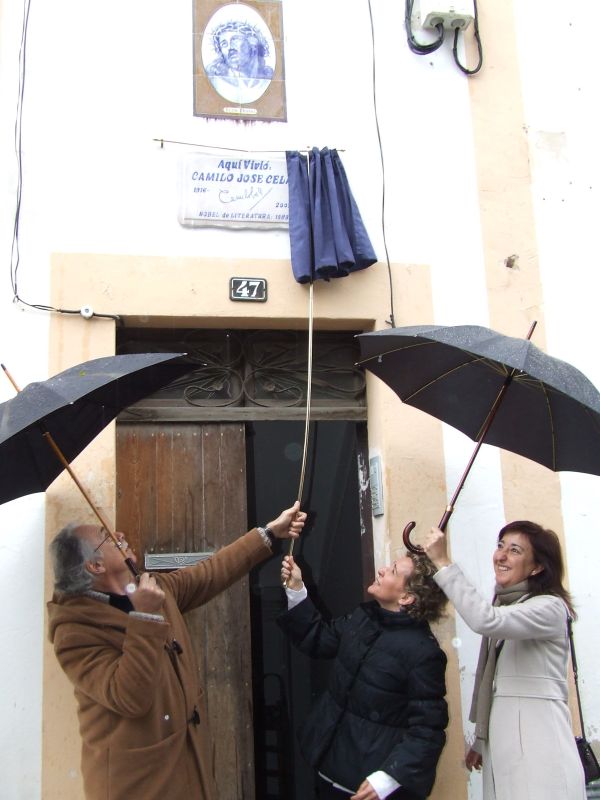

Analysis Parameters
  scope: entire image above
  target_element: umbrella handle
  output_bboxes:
[403,507,454,554]
[402,521,423,554]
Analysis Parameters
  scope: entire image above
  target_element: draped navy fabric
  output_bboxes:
[285,147,377,284]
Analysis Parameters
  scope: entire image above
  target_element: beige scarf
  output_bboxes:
[469,580,530,746]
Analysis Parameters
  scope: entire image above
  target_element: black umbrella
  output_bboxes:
[357,322,600,551]
[0,352,190,575]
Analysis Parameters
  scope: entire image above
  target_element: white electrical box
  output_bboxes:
[419,0,474,30]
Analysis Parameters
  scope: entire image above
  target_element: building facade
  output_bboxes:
[0,1,599,798]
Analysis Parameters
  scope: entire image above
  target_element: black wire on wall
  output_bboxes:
[10,0,30,306]
[367,0,396,328]
[405,0,483,75]
[9,0,120,323]
[453,0,483,76]
[405,0,445,55]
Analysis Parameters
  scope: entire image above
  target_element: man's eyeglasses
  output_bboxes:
[94,528,128,553]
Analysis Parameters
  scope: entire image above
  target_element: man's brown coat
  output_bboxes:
[48,529,270,800]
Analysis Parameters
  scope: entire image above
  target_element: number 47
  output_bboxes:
[230,277,266,302]
[237,280,262,298]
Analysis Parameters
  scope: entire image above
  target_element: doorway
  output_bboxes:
[115,327,372,799]
[247,420,369,800]
[116,421,255,799]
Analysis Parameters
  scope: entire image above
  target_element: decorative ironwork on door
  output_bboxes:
[118,329,366,410]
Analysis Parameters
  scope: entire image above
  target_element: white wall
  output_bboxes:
[1,2,48,797]
[515,0,600,743]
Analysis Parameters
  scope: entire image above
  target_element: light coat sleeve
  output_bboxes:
[434,563,566,639]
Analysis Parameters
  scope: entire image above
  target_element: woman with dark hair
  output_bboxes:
[425,521,586,800]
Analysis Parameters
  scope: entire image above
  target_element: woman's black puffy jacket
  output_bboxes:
[278,598,448,799]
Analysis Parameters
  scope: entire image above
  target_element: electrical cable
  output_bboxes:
[404,0,483,76]
[10,0,30,305]
[367,0,396,328]
[452,0,483,75]
[9,0,121,325]
[9,2,392,328]
[405,0,445,55]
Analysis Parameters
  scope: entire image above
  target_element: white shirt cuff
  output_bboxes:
[285,584,307,609]
[366,771,401,799]
[129,611,165,623]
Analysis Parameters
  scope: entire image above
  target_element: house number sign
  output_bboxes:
[230,277,268,302]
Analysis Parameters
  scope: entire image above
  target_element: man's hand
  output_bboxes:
[465,747,483,771]
[281,555,303,590]
[267,501,306,539]
[351,780,379,800]
[127,573,165,614]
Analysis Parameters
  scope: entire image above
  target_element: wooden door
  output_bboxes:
[116,422,254,800]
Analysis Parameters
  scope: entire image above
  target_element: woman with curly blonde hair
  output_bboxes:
[279,552,448,799]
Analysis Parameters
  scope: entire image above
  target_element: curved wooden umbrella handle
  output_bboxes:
[402,521,424,554]
[403,506,454,554]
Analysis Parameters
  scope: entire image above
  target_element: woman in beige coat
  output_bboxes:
[425,520,586,800]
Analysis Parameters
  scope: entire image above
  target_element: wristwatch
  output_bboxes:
[257,526,276,549]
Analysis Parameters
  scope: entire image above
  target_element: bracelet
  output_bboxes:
[257,526,275,549]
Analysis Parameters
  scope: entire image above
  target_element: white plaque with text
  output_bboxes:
[179,153,290,229]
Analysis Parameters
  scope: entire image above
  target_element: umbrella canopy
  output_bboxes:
[358,324,600,552]
[0,352,190,505]
[357,323,600,476]
[357,323,600,551]
[286,147,377,283]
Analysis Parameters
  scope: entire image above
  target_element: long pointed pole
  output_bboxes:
[1,363,20,393]
[1,363,138,577]
[283,150,314,585]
